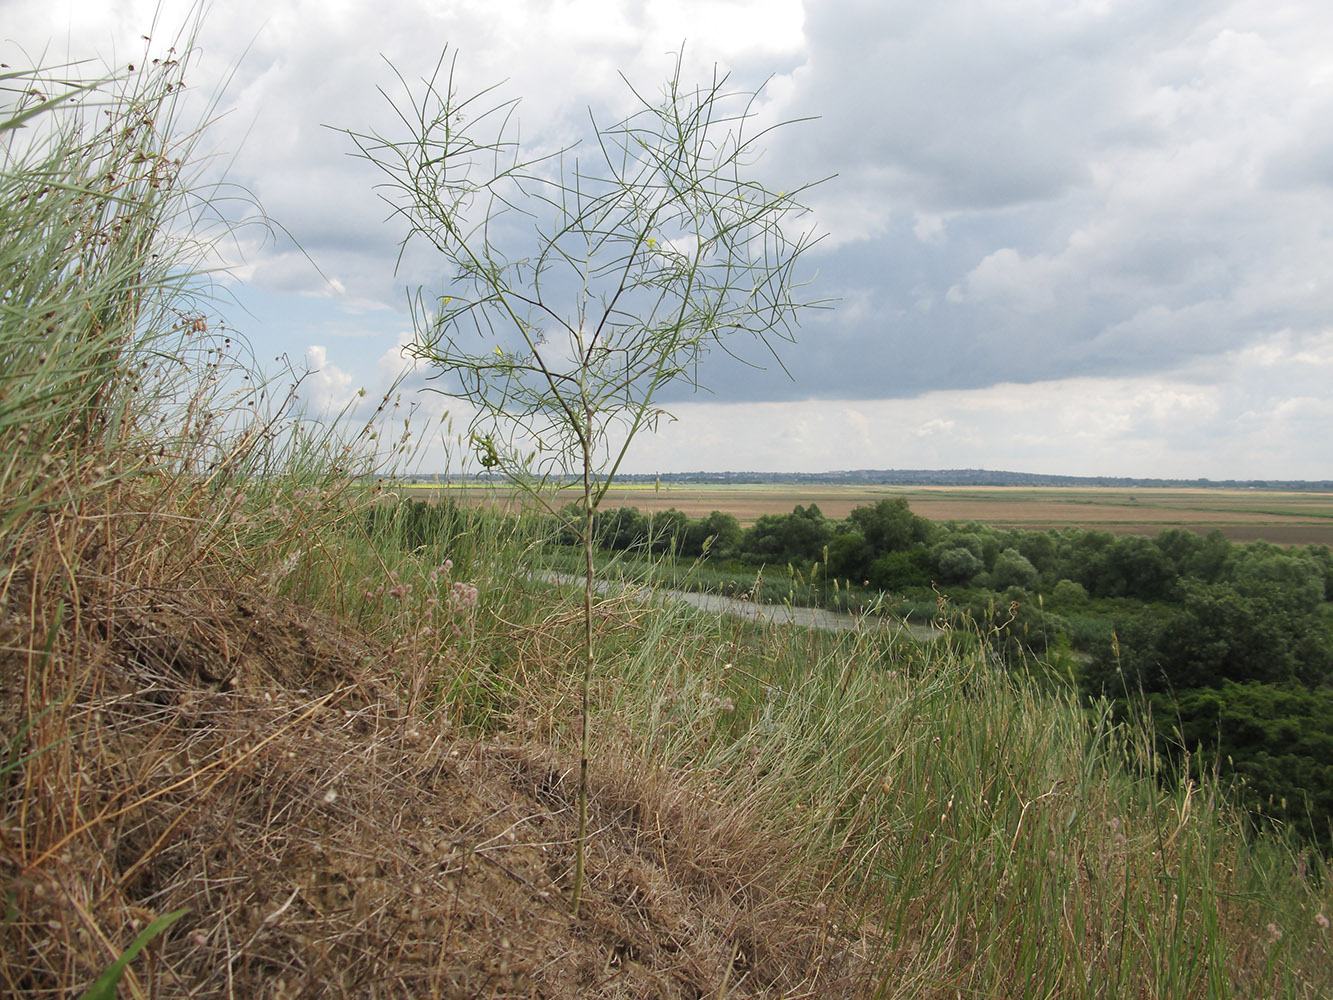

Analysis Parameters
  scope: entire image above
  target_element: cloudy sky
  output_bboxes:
[7,0,1333,478]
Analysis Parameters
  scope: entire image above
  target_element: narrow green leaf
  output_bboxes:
[77,909,187,1000]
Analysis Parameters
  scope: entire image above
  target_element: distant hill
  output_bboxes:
[606,469,1333,491]
[412,468,1332,491]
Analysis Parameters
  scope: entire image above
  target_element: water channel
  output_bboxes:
[538,572,941,642]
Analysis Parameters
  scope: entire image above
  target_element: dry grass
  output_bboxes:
[0,482,868,999]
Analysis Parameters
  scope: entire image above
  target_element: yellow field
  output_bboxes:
[401,482,1333,547]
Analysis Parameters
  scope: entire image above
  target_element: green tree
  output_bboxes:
[682,510,742,559]
[596,506,650,551]
[992,547,1039,591]
[848,498,934,556]
[646,508,693,555]
[867,549,933,591]
[936,546,983,584]
[827,527,872,581]
[1050,578,1088,607]
[1183,529,1233,584]
[1229,543,1327,613]
[1064,529,1118,595]
[1168,681,1333,849]
[1114,581,1330,692]
[1105,535,1178,601]
[1011,529,1058,581]
[742,503,832,565]
[1300,543,1333,601]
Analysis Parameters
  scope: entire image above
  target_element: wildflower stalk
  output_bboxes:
[574,436,595,904]
[342,47,827,914]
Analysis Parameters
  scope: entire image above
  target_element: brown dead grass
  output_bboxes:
[0,488,870,999]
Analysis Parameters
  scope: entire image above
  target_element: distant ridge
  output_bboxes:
[609,469,1333,491]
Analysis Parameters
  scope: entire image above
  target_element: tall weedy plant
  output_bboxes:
[344,49,825,912]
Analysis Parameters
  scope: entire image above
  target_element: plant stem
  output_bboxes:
[572,433,594,915]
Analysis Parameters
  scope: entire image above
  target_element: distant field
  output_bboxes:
[401,482,1333,547]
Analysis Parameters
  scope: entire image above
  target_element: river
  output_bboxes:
[538,572,941,642]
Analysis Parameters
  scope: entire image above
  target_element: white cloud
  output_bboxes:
[947,248,1068,314]
[10,0,1332,478]
[300,345,355,416]
[913,418,956,438]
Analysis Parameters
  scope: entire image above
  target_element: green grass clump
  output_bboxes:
[491,568,1333,997]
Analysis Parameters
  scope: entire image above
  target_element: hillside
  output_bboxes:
[4,46,1332,1000]
[1,537,861,996]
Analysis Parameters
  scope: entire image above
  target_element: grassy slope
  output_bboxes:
[3,44,1332,1000]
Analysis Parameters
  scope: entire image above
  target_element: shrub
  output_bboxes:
[1051,578,1089,607]
[992,547,1040,591]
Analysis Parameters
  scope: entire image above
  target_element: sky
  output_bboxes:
[6,0,1333,479]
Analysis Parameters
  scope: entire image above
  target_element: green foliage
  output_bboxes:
[742,503,833,565]
[867,548,933,591]
[1158,682,1333,848]
[553,504,743,560]
[1230,543,1328,612]
[1051,578,1089,607]
[77,909,187,1000]
[645,508,694,555]
[826,528,872,582]
[692,510,743,558]
[847,497,936,553]
[991,547,1040,591]
[936,545,983,583]
[1109,582,1333,693]
[1301,543,1333,601]
[1010,529,1059,580]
